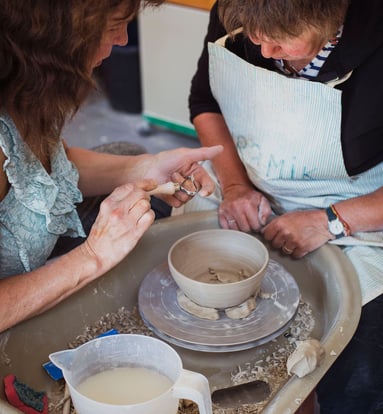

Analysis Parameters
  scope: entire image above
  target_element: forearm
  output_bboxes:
[193,113,255,192]
[263,188,383,258]
[332,187,383,234]
[66,146,150,196]
[0,243,100,332]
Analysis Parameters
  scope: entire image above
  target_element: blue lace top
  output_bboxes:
[0,113,85,277]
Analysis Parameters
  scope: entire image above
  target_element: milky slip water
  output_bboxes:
[49,334,212,414]
[77,366,172,405]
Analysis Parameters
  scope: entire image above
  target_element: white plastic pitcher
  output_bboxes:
[49,334,212,414]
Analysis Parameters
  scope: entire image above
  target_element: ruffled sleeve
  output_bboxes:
[0,114,85,237]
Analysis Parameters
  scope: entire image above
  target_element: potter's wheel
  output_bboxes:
[138,260,300,352]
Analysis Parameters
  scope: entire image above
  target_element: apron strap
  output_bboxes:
[326,71,353,87]
[215,28,243,47]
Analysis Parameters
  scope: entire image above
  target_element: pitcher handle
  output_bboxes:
[172,369,212,414]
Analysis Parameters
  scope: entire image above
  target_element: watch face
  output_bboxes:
[329,219,344,235]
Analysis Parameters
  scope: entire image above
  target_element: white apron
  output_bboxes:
[184,38,383,305]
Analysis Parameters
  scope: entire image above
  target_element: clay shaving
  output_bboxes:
[201,267,251,284]
[48,301,315,414]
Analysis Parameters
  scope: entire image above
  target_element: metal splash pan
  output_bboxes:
[138,259,300,352]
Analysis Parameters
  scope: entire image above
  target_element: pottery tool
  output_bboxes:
[147,176,199,196]
[62,384,71,414]
[212,380,270,409]
[42,328,119,381]
[147,182,180,195]
[3,375,48,414]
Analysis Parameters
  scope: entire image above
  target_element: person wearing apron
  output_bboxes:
[185,0,383,412]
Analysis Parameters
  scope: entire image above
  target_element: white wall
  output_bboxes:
[138,4,210,132]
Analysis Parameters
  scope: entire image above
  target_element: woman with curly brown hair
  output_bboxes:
[0,0,222,332]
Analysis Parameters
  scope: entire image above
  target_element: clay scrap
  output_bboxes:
[196,267,251,284]
[224,297,257,319]
[177,291,219,320]
[286,339,325,378]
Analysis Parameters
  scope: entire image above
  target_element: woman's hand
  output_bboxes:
[218,184,272,232]
[82,182,155,273]
[261,209,330,258]
[137,145,223,207]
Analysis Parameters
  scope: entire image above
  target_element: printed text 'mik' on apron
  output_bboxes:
[206,37,383,304]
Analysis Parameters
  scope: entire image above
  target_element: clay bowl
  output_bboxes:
[168,229,269,309]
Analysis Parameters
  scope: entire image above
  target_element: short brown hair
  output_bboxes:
[0,0,162,154]
[219,0,350,41]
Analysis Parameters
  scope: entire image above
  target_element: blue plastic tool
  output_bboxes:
[42,328,119,380]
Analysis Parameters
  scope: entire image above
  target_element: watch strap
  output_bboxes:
[325,205,350,239]
[326,205,338,222]
[330,204,351,237]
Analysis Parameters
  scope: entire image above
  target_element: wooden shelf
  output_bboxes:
[167,0,214,11]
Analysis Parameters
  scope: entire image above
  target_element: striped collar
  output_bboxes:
[276,26,344,80]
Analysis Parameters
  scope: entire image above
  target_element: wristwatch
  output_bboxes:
[325,206,347,239]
